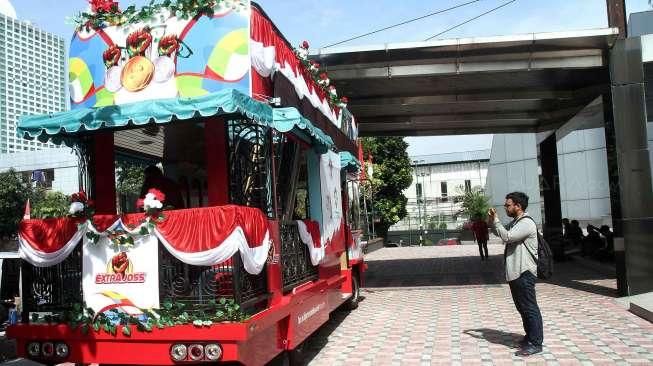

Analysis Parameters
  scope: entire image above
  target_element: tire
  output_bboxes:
[269,346,305,366]
[344,273,360,310]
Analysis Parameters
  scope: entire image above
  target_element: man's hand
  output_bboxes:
[488,208,497,222]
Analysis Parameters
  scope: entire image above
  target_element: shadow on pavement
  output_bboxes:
[364,252,617,297]
[298,308,352,366]
[364,255,505,288]
[463,328,523,348]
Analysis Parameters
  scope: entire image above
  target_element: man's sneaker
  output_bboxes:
[514,344,542,357]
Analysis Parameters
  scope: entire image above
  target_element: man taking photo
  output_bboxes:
[489,191,543,356]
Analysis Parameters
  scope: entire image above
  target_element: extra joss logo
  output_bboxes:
[95,251,146,284]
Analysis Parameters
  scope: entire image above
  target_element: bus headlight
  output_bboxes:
[55,342,69,358]
[41,342,54,357]
[170,344,187,361]
[187,344,204,361]
[204,343,222,360]
[27,342,40,357]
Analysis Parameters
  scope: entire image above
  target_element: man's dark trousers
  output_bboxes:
[508,271,543,346]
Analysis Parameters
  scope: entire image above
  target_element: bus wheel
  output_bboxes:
[344,272,360,310]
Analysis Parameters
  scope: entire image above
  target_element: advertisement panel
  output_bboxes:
[69,1,251,109]
[82,233,160,314]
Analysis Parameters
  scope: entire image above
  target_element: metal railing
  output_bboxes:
[280,222,318,293]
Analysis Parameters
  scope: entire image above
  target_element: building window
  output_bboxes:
[441,181,448,200]
[465,180,472,193]
[416,183,422,200]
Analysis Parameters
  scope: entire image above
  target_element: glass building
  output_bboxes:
[0,8,66,154]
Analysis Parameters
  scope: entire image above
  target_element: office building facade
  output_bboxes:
[0,9,66,154]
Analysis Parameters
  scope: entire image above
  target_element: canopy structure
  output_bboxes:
[314,28,619,136]
[339,151,361,173]
[18,88,334,152]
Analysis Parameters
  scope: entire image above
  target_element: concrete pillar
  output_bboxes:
[539,133,565,261]
[608,37,653,296]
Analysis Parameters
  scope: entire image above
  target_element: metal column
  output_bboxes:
[608,37,653,295]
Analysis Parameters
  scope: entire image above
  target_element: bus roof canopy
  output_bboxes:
[18,89,334,152]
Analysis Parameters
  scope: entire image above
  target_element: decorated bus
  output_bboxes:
[7,1,365,365]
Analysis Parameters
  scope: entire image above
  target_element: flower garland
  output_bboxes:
[69,191,95,219]
[30,298,247,336]
[73,0,248,31]
[294,41,349,109]
[85,189,166,247]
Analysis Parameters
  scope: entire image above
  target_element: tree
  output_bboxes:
[458,186,491,221]
[32,190,70,219]
[360,137,412,237]
[116,161,146,195]
[0,169,32,240]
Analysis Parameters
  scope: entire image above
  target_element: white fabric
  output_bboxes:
[18,222,87,267]
[19,218,270,275]
[319,151,343,245]
[347,231,364,260]
[295,220,325,266]
[250,40,276,77]
[154,227,270,275]
[251,44,340,125]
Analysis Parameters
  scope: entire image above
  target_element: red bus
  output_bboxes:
[8,1,365,365]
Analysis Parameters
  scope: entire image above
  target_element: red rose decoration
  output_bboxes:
[126,28,153,57]
[301,40,310,49]
[90,0,119,13]
[158,34,180,56]
[70,191,88,203]
[319,72,328,80]
[103,45,121,68]
[148,188,166,202]
[312,61,320,69]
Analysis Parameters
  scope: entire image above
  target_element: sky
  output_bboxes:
[8,0,653,156]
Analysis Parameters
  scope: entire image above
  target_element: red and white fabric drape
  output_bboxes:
[17,205,271,275]
[250,7,342,127]
[296,219,323,265]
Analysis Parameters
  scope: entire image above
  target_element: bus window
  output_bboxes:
[274,134,311,222]
[114,120,208,213]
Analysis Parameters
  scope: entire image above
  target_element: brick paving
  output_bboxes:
[303,244,653,366]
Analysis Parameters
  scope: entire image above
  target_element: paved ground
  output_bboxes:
[302,244,653,365]
[3,244,652,365]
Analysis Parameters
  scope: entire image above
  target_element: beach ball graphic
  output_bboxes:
[206,28,249,82]
[69,57,95,104]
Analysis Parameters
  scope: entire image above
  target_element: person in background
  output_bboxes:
[140,165,185,209]
[471,215,490,260]
[583,224,603,257]
[489,192,543,357]
[567,220,584,248]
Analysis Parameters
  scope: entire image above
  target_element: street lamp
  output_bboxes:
[412,159,425,245]
[419,171,428,240]
[367,162,375,238]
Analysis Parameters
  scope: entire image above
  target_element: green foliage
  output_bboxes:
[116,162,146,196]
[0,169,32,239]
[30,298,248,336]
[73,0,247,30]
[459,186,491,221]
[361,137,412,237]
[32,191,70,219]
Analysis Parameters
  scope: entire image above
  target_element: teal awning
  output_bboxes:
[339,151,361,172]
[18,89,333,151]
